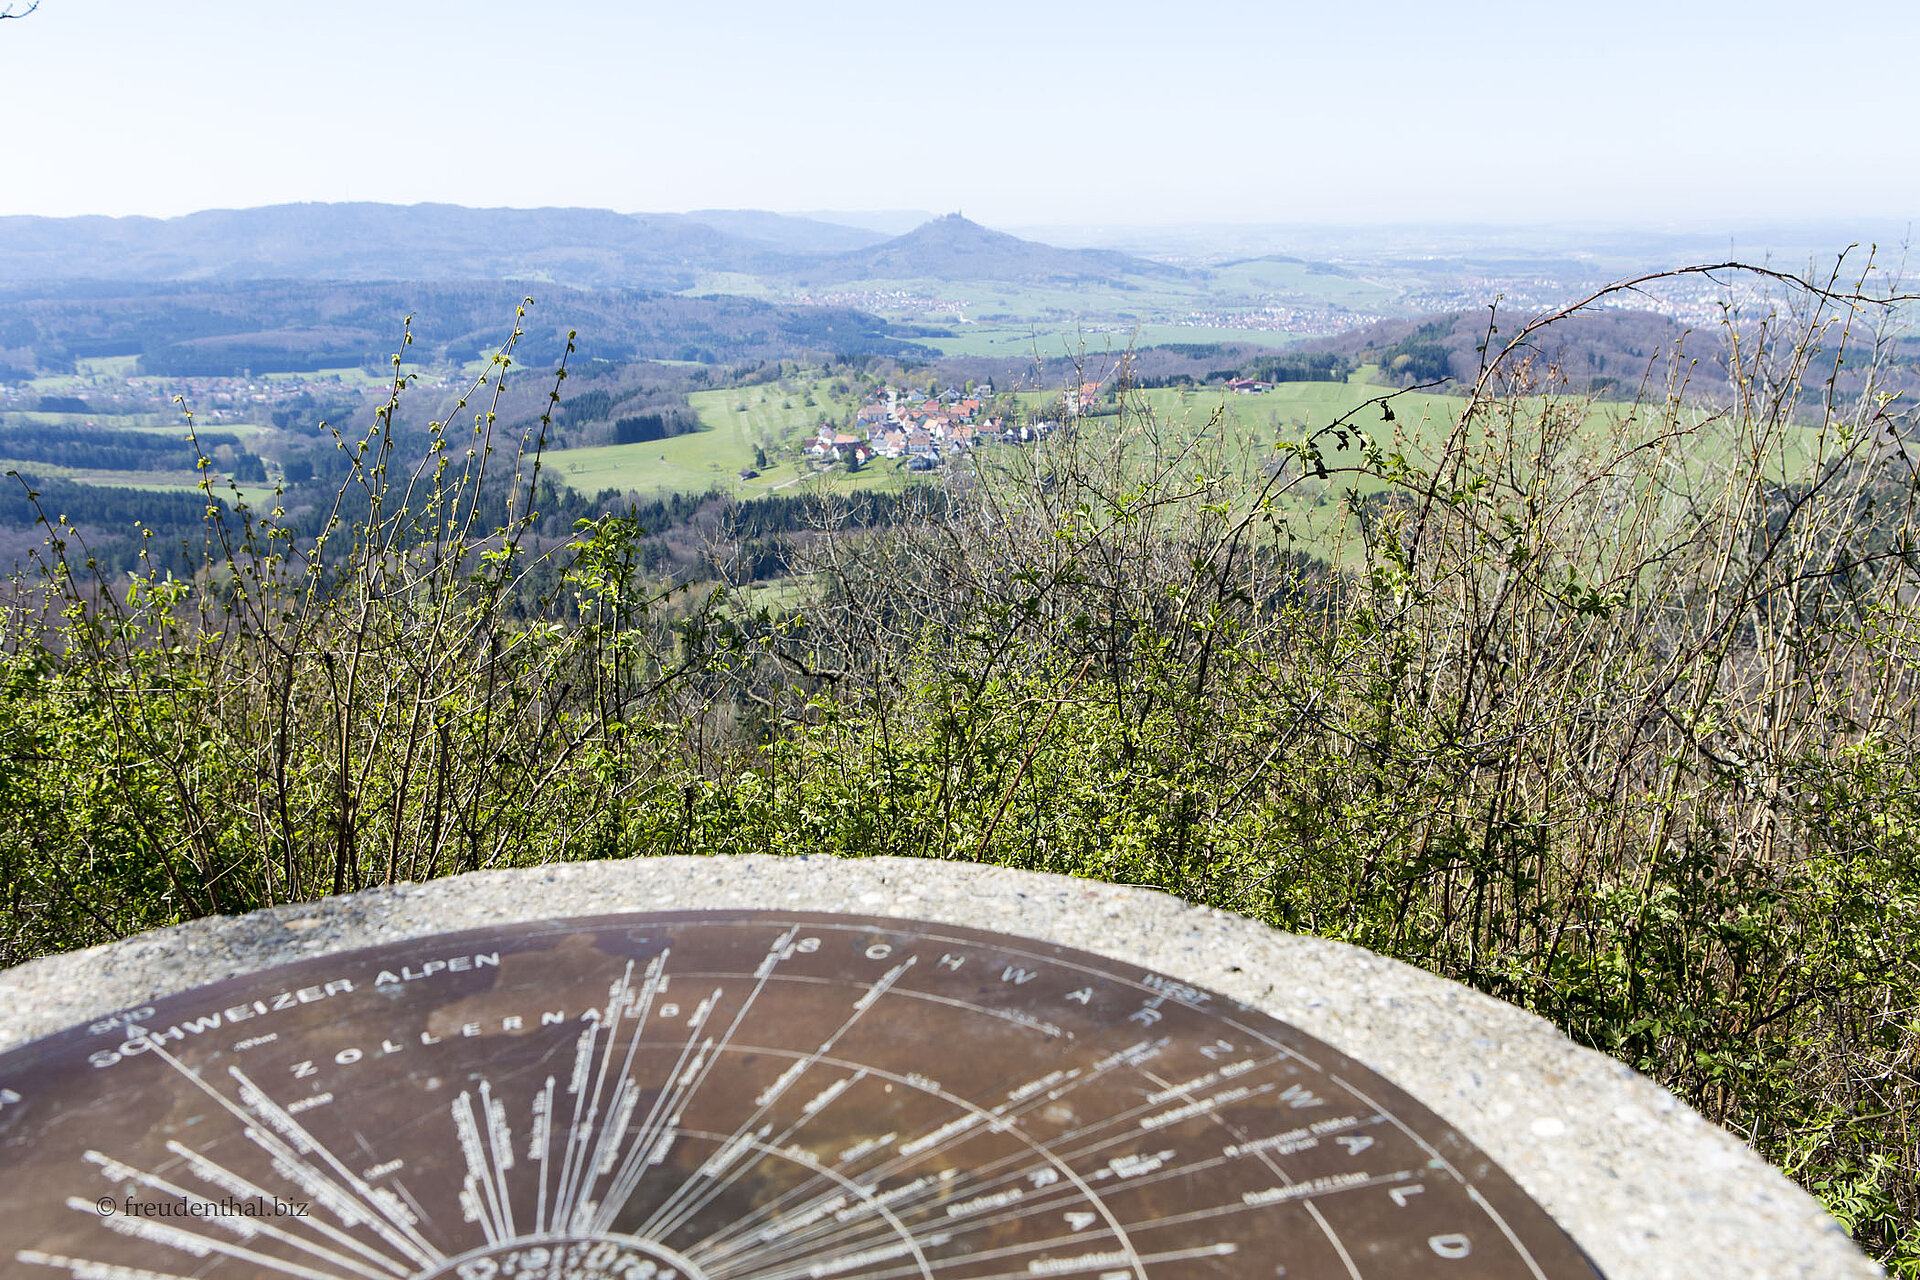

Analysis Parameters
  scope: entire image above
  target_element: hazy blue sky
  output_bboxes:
[2,0,1913,228]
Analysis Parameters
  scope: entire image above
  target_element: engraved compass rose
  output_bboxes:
[0,912,1603,1279]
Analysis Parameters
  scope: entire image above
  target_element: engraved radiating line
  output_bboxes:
[570,953,669,1231]
[590,929,799,1235]
[701,1076,1064,1255]
[79,1149,404,1280]
[451,1092,492,1244]
[592,925,806,1235]
[1177,1065,1373,1280]
[549,993,606,1232]
[812,1131,1227,1266]
[635,954,918,1244]
[684,1053,1152,1280]
[15,1249,199,1280]
[697,1145,1004,1272]
[1332,1069,1557,1276]
[226,1066,442,1268]
[765,1039,1279,1278]
[129,1036,442,1270]
[160,1140,413,1277]
[794,1219,1190,1280]
[693,1163,962,1278]
[735,1219,1239,1280]
[924,1241,1241,1280]
[951,1111,1390,1226]
[58,1195,361,1280]
[1304,1200,1364,1280]
[591,947,688,1221]
[644,1131,940,1280]
[872,985,1071,1040]
[531,1076,557,1237]
[938,1110,1369,1240]
[689,1038,1170,1267]
[728,1037,1201,1257]
[482,1081,515,1240]
[556,958,646,1233]
[605,988,719,1235]
[550,961,658,1238]
[452,1090,507,1245]
[1466,1182,1557,1280]
[590,961,725,1228]
[1145,1172,1415,1231]
[717,1140,1204,1280]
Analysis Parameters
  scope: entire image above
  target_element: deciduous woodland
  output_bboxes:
[3,271,1918,1270]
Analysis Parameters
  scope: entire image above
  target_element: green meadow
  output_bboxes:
[0,458,211,493]
[778,269,1403,361]
[543,374,918,499]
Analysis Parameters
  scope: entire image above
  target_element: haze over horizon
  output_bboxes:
[2,0,1914,231]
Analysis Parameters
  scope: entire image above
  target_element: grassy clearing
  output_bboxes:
[688,376,861,446]
[0,458,217,493]
[801,267,1405,359]
[0,415,272,439]
[1205,258,1400,308]
[258,364,430,387]
[130,420,269,439]
[73,356,143,378]
[543,432,914,500]
[542,437,758,499]
[545,375,880,499]
[916,323,1309,358]
[1,410,179,428]
[546,364,1821,558]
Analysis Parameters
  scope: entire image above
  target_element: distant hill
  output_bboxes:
[783,214,1191,287]
[793,210,940,237]
[0,203,777,290]
[681,210,888,254]
[0,204,1180,293]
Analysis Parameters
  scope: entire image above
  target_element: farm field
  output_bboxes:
[0,458,211,493]
[260,364,431,388]
[74,356,143,379]
[1203,258,1400,309]
[687,375,862,446]
[2,410,181,428]
[541,371,1493,507]
[765,272,1401,361]
[0,413,272,440]
[545,374,908,499]
[542,437,915,500]
[541,437,758,499]
[1109,374,1808,485]
[919,322,1310,359]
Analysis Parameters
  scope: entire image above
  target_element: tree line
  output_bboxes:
[0,422,255,474]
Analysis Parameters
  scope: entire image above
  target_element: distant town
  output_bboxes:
[800,378,1085,474]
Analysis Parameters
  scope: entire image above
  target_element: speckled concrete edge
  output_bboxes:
[0,855,1877,1280]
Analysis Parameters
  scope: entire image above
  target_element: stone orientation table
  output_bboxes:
[0,856,1878,1280]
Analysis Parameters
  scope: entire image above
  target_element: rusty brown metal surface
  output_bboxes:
[0,912,1603,1279]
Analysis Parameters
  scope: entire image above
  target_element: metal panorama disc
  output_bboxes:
[0,911,1603,1279]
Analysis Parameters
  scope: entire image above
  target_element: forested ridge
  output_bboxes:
[0,279,932,376]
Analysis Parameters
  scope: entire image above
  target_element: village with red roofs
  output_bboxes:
[804,378,1068,472]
